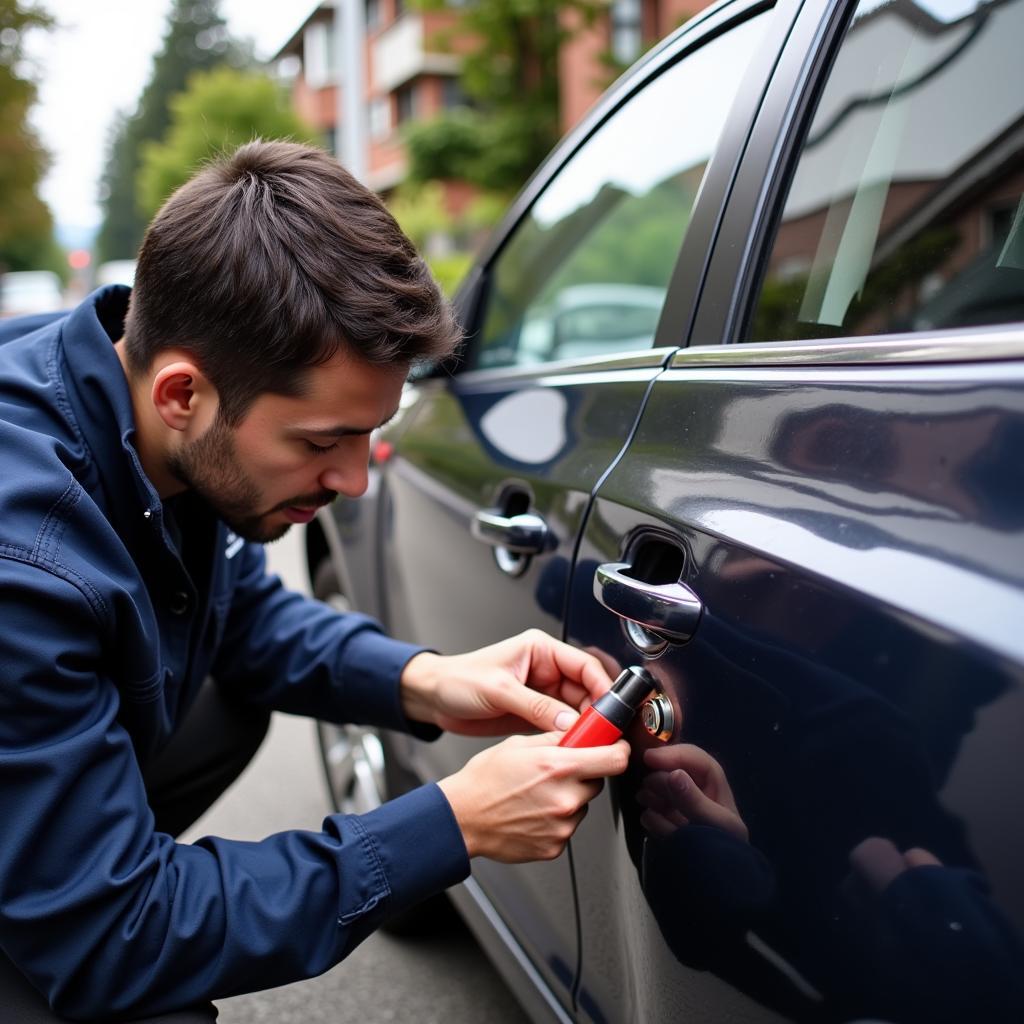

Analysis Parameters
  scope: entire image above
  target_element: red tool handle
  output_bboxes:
[558,707,623,748]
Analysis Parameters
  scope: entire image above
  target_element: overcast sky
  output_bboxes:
[24,0,318,234]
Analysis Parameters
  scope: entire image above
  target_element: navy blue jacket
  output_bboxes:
[0,288,470,1019]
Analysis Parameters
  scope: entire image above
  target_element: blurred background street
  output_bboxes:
[3,0,702,311]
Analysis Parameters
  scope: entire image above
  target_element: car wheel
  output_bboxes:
[311,556,456,935]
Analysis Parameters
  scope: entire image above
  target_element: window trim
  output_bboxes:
[456,346,678,388]
[688,0,859,349]
[670,324,1024,368]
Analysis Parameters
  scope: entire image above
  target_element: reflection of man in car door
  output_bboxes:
[0,141,629,1023]
[632,604,1024,1023]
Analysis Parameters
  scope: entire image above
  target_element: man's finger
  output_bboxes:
[515,733,630,777]
[640,809,675,837]
[559,739,631,779]
[640,808,688,837]
[490,680,580,732]
[850,836,906,892]
[905,847,942,869]
[553,680,589,712]
[522,632,614,704]
[643,744,719,790]
[666,769,747,841]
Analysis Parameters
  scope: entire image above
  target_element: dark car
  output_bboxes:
[307,0,1024,1019]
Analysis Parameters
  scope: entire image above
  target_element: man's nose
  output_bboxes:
[318,449,369,499]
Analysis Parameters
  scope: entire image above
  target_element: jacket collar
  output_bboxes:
[60,286,165,533]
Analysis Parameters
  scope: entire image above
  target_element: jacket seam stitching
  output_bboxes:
[339,817,391,924]
[47,324,85,448]
[0,546,108,621]
[30,480,79,564]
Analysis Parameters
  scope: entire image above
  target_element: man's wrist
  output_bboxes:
[399,650,443,726]
[437,774,479,859]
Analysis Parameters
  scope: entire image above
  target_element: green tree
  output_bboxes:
[137,67,317,217]
[387,181,507,296]
[406,0,602,193]
[0,0,63,275]
[95,0,245,262]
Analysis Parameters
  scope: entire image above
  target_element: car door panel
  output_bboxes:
[378,359,665,1011]
[559,0,1024,1015]
[567,354,1024,1022]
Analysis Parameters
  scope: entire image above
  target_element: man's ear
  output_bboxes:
[150,358,217,432]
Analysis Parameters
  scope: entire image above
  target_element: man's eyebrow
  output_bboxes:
[290,407,401,438]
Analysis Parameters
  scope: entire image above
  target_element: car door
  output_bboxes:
[373,0,790,1012]
[567,0,1024,1020]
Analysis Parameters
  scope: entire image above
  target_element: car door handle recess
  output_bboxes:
[594,561,703,642]
[472,509,549,554]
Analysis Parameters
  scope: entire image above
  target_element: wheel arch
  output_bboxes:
[305,510,358,608]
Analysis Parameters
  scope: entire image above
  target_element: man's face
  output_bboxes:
[169,352,408,543]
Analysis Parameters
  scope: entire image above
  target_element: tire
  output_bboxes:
[312,556,456,936]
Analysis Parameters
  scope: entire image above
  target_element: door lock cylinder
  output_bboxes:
[641,694,674,741]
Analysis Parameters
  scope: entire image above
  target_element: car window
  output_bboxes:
[746,0,1024,342]
[473,12,772,370]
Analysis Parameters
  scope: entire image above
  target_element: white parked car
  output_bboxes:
[94,260,137,288]
[0,271,64,318]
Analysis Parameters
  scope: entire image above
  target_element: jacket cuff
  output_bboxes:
[338,629,441,740]
[357,782,470,920]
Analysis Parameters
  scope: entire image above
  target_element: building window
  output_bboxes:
[610,0,644,65]
[366,0,382,32]
[395,82,418,124]
[441,76,468,110]
[370,97,392,139]
[274,54,302,82]
[303,21,336,89]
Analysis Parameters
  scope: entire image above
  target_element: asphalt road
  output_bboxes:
[180,528,530,1024]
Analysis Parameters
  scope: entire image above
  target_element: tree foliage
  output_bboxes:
[95,0,245,262]
[137,67,318,218]
[0,0,62,274]
[406,0,602,193]
[387,181,507,295]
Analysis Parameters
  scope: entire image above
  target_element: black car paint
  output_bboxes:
[310,0,1024,1019]
[567,357,1024,1021]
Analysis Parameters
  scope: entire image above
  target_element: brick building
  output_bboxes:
[272,0,711,196]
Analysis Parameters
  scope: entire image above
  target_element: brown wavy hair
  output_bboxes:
[124,140,461,423]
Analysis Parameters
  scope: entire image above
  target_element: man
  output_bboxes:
[0,140,628,1022]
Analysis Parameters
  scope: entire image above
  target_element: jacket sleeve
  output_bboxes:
[210,540,436,735]
[0,559,469,1020]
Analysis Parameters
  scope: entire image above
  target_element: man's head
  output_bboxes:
[120,140,460,542]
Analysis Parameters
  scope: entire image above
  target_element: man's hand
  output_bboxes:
[400,629,613,736]
[849,836,942,892]
[637,744,749,842]
[438,733,630,862]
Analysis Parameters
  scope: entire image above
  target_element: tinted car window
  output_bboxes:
[474,12,770,370]
[747,0,1024,342]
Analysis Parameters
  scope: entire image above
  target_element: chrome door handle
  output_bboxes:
[472,510,549,554]
[594,561,703,642]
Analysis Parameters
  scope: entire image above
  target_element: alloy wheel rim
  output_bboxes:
[318,722,387,815]
[317,589,388,814]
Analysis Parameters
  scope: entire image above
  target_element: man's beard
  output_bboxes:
[167,416,332,544]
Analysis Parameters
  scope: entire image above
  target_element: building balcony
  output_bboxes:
[371,12,460,93]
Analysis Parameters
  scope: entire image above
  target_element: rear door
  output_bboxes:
[375,0,789,1012]
[568,0,1024,1020]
